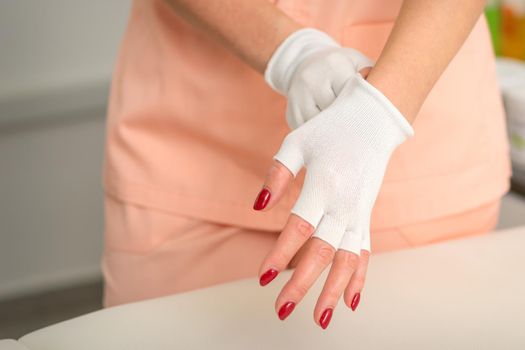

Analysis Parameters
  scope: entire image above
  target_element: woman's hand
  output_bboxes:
[265,28,373,129]
[259,211,370,328]
[254,76,414,328]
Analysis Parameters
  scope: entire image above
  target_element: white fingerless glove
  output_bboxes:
[274,76,414,254]
[265,28,373,129]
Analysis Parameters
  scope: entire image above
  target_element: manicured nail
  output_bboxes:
[351,293,361,311]
[253,188,271,210]
[278,301,295,320]
[259,268,279,286]
[319,308,333,329]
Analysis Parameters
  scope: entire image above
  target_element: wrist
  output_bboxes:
[262,17,303,71]
[365,68,420,124]
[349,76,414,141]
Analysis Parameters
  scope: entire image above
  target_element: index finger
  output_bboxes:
[253,160,294,211]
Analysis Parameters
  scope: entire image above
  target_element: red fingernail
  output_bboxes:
[319,308,333,329]
[253,188,271,210]
[351,293,361,311]
[259,269,279,286]
[278,301,295,320]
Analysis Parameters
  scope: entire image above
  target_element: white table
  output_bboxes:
[6,226,525,349]
[0,340,29,350]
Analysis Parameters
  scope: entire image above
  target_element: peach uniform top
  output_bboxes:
[104,0,511,232]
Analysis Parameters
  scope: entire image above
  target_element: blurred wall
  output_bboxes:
[0,1,130,97]
[0,1,130,299]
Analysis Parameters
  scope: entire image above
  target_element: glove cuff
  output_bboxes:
[355,77,415,140]
[264,28,340,94]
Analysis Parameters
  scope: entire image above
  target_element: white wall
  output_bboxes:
[0,0,130,299]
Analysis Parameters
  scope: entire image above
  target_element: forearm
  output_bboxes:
[163,0,302,73]
[366,0,486,123]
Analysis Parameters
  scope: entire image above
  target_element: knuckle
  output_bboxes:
[295,221,314,239]
[323,287,341,302]
[290,281,309,298]
[301,68,318,86]
[360,249,371,260]
[314,245,335,265]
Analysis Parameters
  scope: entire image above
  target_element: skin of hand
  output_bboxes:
[163,0,301,73]
[165,0,486,328]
